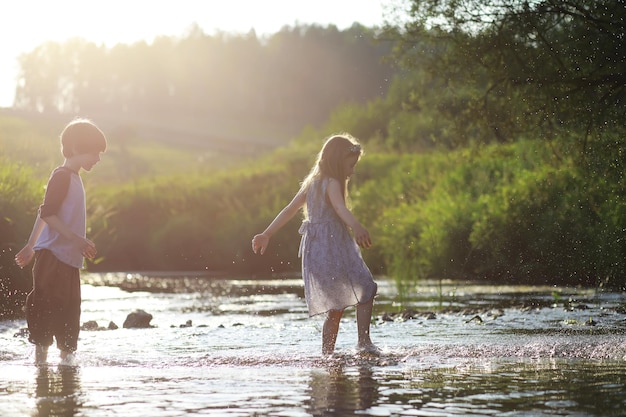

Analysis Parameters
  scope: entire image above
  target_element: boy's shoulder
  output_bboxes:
[45,166,78,189]
[49,166,77,178]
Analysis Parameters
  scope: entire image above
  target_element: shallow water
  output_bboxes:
[1,273,625,416]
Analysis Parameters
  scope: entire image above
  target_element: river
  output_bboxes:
[1,273,625,416]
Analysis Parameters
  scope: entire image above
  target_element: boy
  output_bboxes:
[15,118,107,366]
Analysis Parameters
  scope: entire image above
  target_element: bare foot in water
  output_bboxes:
[357,343,382,356]
[35,345,48,366]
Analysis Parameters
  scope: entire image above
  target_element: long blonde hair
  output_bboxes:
[300,133,363,201]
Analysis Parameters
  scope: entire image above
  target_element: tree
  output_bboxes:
[385,0,626,153]
[13,24,395,141]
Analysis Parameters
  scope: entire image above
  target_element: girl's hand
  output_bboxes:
[352,225,372,249]
[15,245,35,268]
[252,233,270,255]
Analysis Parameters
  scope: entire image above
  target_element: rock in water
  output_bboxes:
[81,320,100,331]
[123,310,153,328]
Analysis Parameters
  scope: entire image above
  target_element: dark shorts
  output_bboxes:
[25,249,81,352]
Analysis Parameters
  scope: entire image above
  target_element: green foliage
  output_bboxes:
[83,128,626,290]
[368,140,624,289]
[0,114,60,176]
[0,157,42,317]
[86,146,311,273]
[386,0,626,151]
[1,105,624,292]
[3,2,625,294]
[0,163,41,241]
[321,98,392,147]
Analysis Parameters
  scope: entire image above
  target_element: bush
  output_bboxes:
[0,161,41,317]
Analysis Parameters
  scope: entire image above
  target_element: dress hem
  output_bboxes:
[307,294,377,318]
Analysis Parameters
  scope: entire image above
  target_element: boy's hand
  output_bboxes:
[81,238,97,260]
[73,234,97,259]
[15,245,35,268]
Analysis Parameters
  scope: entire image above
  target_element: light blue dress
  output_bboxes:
[298,177,377,316]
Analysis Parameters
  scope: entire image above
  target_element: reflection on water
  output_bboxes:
[394,359,626,416]
[307,364,379,416]
[1,274,625,416]
[35,366,82,417]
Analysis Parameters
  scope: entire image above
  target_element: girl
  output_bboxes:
[252,134,379,355]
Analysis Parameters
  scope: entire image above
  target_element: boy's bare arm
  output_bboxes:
[14,216,46,267]
[41,214,97,259]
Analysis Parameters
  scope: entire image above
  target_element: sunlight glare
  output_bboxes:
[0,0,385,107]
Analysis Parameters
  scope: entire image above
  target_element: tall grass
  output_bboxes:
[0,158,42,317]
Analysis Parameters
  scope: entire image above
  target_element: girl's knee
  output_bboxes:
[326,309,343,322]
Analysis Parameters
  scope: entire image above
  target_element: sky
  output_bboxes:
[0,0,391,108]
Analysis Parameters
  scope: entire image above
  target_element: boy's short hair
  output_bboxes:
[60,118,107,158]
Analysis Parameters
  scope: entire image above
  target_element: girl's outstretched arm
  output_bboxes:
[252,190,306,255]
[327,178,372,249]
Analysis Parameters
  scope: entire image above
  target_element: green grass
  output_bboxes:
[0,111,259,185]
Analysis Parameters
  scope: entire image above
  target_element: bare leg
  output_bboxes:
[35,345,48,365]
[322,310,343,355]
[356,299,379,353]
